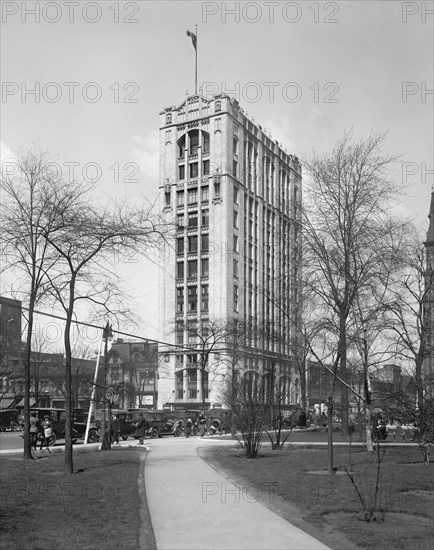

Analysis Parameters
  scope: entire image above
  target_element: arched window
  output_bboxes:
[178,135,186,158]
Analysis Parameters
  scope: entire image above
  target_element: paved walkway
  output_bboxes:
[144,437,331,550]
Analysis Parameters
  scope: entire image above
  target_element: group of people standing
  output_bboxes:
[29,412,53,455]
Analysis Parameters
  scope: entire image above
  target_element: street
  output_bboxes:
[0,431,88,451]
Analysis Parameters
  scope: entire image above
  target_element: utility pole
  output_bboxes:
[100,321,113,450]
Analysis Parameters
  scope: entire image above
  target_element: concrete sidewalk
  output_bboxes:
[144,437,331,550]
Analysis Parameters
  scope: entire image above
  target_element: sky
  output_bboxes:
[1,0,433,347]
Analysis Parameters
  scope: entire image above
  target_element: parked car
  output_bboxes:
[206,408,232,434]
[111,410,136,441]
[128,409,176,438]
[26,408,98,446]
[0,409,21,432]
[172,409,202,437]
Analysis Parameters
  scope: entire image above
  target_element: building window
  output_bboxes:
[188,188,198,204]
[203,132,210,154]
[203,160,210,175]
[178,165,185,180]
[188,366,197,381]
[177,213,185,228]
[214,180,221,197]
[202,285,209,311]
[189,130,199,155]
[188,260,198,278]
[201,234,209,252]
[201,210,209,226]
[233,160,238,178]
[201,285,209,310]
[188,389,198,399]
[233,258,238,278]
[234,285,239,311]
[188,286,197,311]
[178,136,186,158]
[177,191,184,205]
[177,288,184,312]
[177,237,184,254]
[234,186,239,204]
[177,262,184,279]
[190,163,198,179]
[201,186,209,202]
[214,118,221,132]
[201,258,209,277]
[188,326,197,344]
[188,213,198,228]
[233,137,238,155]
[188,235,198,253]
[233,210,239,228]
[233,235,238,253]
[165,190,171,206]
[176,322,184,344]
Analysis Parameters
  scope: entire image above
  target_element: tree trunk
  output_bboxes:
[339,313,349,432]
[327,399,334,474]
[23,292,36,461]
[201,353,206,415]
[64,282,75,474]
[300,356,307,412]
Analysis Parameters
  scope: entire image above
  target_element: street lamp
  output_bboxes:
[100,321,113,450]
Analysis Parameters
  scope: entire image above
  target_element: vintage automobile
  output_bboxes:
[128,409,176,438]
[26,408,98,446]
[111,410,136,441]
[0,409,21,432]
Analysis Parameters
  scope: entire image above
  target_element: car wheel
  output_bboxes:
[150,428,158,439]
[10,421,20,432]
[87,430,99,443]
[49,433,57,446]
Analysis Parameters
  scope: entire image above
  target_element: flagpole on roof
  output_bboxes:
[195,24,198,95]
[186,27,198,95]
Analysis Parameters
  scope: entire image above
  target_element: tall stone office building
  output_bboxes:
[158,93,302,411]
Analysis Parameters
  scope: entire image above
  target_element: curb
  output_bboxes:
[0,441,149,457]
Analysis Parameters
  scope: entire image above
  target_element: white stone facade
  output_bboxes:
[158,94,302,411]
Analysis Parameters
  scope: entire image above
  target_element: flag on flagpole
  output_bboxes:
[186,30,197,50]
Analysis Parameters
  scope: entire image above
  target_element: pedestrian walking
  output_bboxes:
[135,413,147,444]
[40,415,52,453]
[185,418,193,438]
[198,414,207,437]
[30,411,39,455]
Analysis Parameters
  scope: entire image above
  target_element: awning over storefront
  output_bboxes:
[0,398,14,409]
[15,398,36,408]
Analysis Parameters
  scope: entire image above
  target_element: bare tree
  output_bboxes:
[220,372,267,458]
[1,150,86,460]
[388,233,433,406]
[41,196,168,473]
[218,318,255,435]
[302,131,405,433]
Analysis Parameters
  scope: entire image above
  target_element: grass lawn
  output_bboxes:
[201,442,434,550]
[0,448,154,550]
